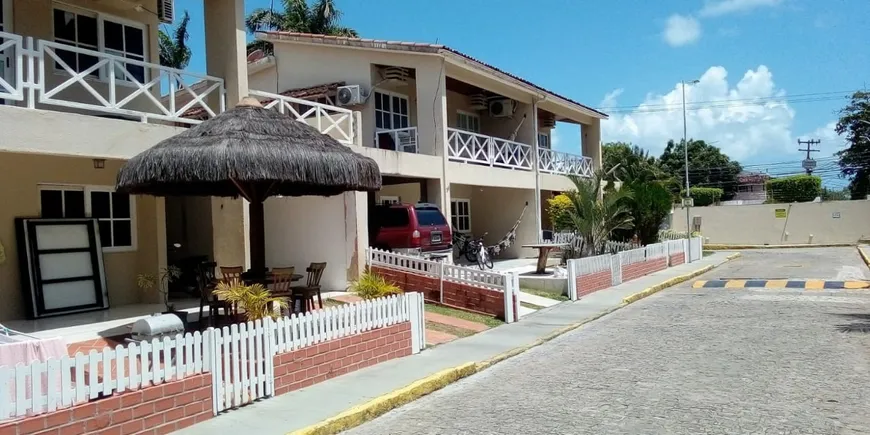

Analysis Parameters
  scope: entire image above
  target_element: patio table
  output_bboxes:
[522,243,568,274]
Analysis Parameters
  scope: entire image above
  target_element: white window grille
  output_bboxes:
[450,198,471,233]
[38,184,136,252]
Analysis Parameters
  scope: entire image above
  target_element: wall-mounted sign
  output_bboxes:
[775,208,788,219]
[833,212,841,219]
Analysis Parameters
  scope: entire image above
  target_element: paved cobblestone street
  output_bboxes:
[347,250,870,434]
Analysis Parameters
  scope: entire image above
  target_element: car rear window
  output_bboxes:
[415,208,447,226]
[380,208,410,227]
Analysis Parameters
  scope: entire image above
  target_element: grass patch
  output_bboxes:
[520,301,545,310]
[426,321,475,338]
[520,287,569,302]
[703,250,715,257]
[425,304,504,328]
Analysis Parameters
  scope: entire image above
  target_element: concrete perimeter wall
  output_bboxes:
[670,200,870,245]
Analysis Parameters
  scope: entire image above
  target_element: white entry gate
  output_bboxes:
[209,318,276,414]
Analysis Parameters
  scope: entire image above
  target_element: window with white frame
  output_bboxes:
[457,111,480,133]
[538,132,551,149]
[38,185,135,251]
[52,6,147,83]
[450,199,471,233]
[374,91,409,130]
[379,195,400,205]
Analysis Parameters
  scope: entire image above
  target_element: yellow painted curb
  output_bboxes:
[621,252,742,305]
[705,243,853,250]
[858,247,870,269]
[290,253,742,435]
[288,363,478,435]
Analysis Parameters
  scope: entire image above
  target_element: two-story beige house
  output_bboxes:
[242,32,607,291]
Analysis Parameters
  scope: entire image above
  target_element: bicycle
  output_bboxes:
[472,233,494,270]
[455,232,479,262]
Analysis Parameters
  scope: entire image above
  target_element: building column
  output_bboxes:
[416,60,450,224]
[203,0,249,107]
[531,101,542,242]
[345,192,368,282]
[581,120,602,171]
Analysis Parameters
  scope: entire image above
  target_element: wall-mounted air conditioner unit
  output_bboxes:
[488,99,514,118]
[337,85,365,106]
[157,0,174,24]
[469,94,487,111]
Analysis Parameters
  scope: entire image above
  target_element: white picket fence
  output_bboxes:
[566,237,705,301]
[0,294,426,420]
[366,248,519,323]
[0,331,210,420]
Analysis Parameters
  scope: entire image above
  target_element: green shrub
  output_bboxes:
[766,175,822,203]
[348,269,403,300]
[688,187,723,206]
[546,194,574,231]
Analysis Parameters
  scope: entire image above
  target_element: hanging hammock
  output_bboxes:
[489,202,528,256]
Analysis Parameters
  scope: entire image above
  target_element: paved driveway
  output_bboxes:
[346,250,870,434]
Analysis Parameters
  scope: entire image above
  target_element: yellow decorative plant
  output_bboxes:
[348,269,403,300]
[212,281,287,321]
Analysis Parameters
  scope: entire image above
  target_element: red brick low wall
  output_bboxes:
[372,265,514,320]
[669,252,686,266]
[622,258,669,281]
[576,270,612,298]
[273,322,412,396]
[1,373,213,435]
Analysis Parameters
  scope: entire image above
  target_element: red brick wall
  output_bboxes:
[622,258,668,281]
[273,322,412,396]
[371,266,511,320]
[576,270,612,298]
[0,374,213,435]
[669,252,686,266]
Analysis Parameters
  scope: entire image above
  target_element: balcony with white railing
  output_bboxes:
[249,89,356,145]
[375,127,418,153]
[447,128,533,170]
[538,148,594,177]
[0,31,225,126]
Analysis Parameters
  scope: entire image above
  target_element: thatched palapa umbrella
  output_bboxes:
[116,97,381,276]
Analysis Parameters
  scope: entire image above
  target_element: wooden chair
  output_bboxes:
[292,263,326,314]
[197,262,234,328]
[219,266,244,285]
[270,267,295,316]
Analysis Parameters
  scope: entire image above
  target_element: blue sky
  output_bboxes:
[174,0,868,186]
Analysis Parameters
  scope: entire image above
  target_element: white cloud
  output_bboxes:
[600,65,838,163]
[699,0,782,17]
[663,14,702,47]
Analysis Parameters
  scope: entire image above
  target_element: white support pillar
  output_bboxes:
[532,100,542,242]
[417,59,450,223]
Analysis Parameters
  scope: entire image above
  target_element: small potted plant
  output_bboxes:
[137,265,185,325]
[348,268,403,300]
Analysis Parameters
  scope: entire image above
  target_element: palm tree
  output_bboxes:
[564,170,634,257]
[158,11,192,71]
[245,0,359,55]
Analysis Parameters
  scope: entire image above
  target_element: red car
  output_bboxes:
[370,203,453,257]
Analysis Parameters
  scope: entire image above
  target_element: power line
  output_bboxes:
[798,139,821,175]
[604,95,848,114]
[598,90,858,111]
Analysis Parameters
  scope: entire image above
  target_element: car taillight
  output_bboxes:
[410,230,421,247]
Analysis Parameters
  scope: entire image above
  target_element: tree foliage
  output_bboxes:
[560,171,634,257]
[835,91,870,199]
[659,139,742,199]
[245,0,359,55]
[821,187,850,201]
[158,11,192,70]
[546,194,574,232]
[766,175,822,203]
[688,187,723,206]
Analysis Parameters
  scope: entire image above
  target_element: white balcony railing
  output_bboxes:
[447,128,533,170]
[375,127,418,153]
[249,89,355,145]
[538,148,594,177]
[0,31,225,125]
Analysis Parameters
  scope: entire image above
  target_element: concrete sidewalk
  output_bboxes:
[176,252,734,435]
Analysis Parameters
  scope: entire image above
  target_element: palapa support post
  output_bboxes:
[249,199,266,276]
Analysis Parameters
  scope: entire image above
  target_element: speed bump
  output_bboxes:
[693,280,870,289]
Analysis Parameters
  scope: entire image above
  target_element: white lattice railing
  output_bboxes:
[250,89,355,145]
[375,127,418,153]
[447,128,533,170]
[538,148,594,177]
[0,31,226,125]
